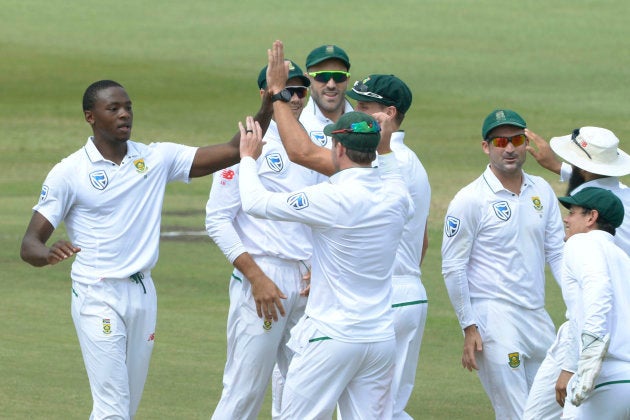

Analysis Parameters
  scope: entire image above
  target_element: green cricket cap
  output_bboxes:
[482,109,527,139]
[558,187,624,228]
[346,74,412,114]
[305,45,350,70]
[257,60,309,90]
[323,111,380,152]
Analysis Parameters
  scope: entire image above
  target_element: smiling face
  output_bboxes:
[307,59,349,122]
[84,86,133,144]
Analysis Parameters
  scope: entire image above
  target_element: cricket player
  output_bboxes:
[20,80,273,419]
[556,187,630,418]
[441,109,565,419]
[206,61,318,420]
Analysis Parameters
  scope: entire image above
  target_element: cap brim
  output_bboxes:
[557,195,578,209]
[550,135,630,177]
[346,89,379,103]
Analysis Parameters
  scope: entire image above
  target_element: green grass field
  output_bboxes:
[2,0,630,418]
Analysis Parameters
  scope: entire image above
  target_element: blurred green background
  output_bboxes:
[2,0,629,418]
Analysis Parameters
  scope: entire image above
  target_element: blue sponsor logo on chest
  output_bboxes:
[310,131,328,147]
[493,201,511,221]
[89,170,108,190]
[265,152,284,172]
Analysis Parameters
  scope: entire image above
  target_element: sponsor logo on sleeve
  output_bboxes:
[492,201,511,221]
[265,152,284,172]
[445,216,460,237]
[40,185,49,202]
[287,192,309,210]
[89,170,108,190]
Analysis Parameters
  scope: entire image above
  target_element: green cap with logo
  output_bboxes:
[305,44,350,70]
[346,74,412,114]
[481,109,527,139]
[323,111,380,152]
[558,187,625,228]
[258,60,310,90]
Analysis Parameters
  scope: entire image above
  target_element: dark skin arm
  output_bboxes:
[20,211,81,267]
[189,93,273,178]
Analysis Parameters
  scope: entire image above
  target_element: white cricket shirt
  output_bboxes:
[239,153,410,342]
[33,137,197,284]
[441,165,565,329]
[205,121,317,263]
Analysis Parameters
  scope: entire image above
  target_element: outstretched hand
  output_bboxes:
[239,116,264,160]
[266,40,289,94]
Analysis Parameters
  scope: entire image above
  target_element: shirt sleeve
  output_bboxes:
[441,190,479,329]
[32,162,74,229]
[559,162,573,183]
[239,156,339,228]
[205,165,247,264]
[544,188,566,287]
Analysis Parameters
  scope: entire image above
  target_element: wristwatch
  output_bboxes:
[271,89,291,103]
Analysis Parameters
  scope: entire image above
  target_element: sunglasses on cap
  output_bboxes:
[308,71,351,83]
[351,80,384,99]
[571,128,592,160]
[331,120,381,134]
[486,133,527,148]
[285,86,308,99]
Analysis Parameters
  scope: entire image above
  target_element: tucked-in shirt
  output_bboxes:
[205,120,316,263]
[239,153,410,342]
[441,165,565,329]
[33,137,197,284]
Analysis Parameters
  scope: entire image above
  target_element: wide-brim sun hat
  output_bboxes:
[550,126,630,177]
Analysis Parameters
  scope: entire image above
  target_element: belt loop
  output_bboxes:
[130,272,147,294]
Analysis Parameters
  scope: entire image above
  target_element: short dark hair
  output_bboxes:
[82,80,124,111]
[333,139,376,164]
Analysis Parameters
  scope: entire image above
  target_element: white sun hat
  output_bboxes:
[549,126,630,177]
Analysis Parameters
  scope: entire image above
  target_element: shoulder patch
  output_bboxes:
[287,192,309,210]
[492,201,511,221]
[89,170,108,190]
[40,185,49,202]
[265,152,284,172]
[445,216,460,237]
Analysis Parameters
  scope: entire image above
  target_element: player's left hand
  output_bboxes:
[555,369,574,407]
[239,116,264,160]
[462,324,482,371]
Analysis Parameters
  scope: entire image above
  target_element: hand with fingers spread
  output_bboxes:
[238,116,264,160]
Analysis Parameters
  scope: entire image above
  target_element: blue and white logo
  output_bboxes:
[310,131,328,147]
[40,185,49,202]
[445,216,460,237]
[265,153,284,172]
[493,201,511,221]
[89,170,108,190]
[287,192,309,210]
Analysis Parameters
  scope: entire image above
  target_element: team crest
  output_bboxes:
[310,131,328,147]
[102,318,112,335]
[40,185,49,202]
[508,352,521,368]
[263,319,272,331]
[134,158,147,173]
[493,201,511,221]
[444,216,461,237]
[89,170,108,190]
[265,152,284,172]
[287,192,309,210]
[531,196,543,211]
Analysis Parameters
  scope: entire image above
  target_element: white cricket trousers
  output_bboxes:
[391,275,428,420]
[281,317,396,419]
[71,274,156,420]
[212,256,308,420]
[472,298,555,420]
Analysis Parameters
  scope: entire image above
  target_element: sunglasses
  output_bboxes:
[571,128,592,160]
[285,86,308,99]
[351,80,383,99]
[487,133,527,148]
[308,71,351,84]
[331,120,381,134]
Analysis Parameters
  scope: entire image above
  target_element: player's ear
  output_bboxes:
[84,110,94,125]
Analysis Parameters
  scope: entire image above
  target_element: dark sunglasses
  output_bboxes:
[487,133,527,148]
[285,86,308,99]
[308,71,350,84]
[571,128,592,160]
